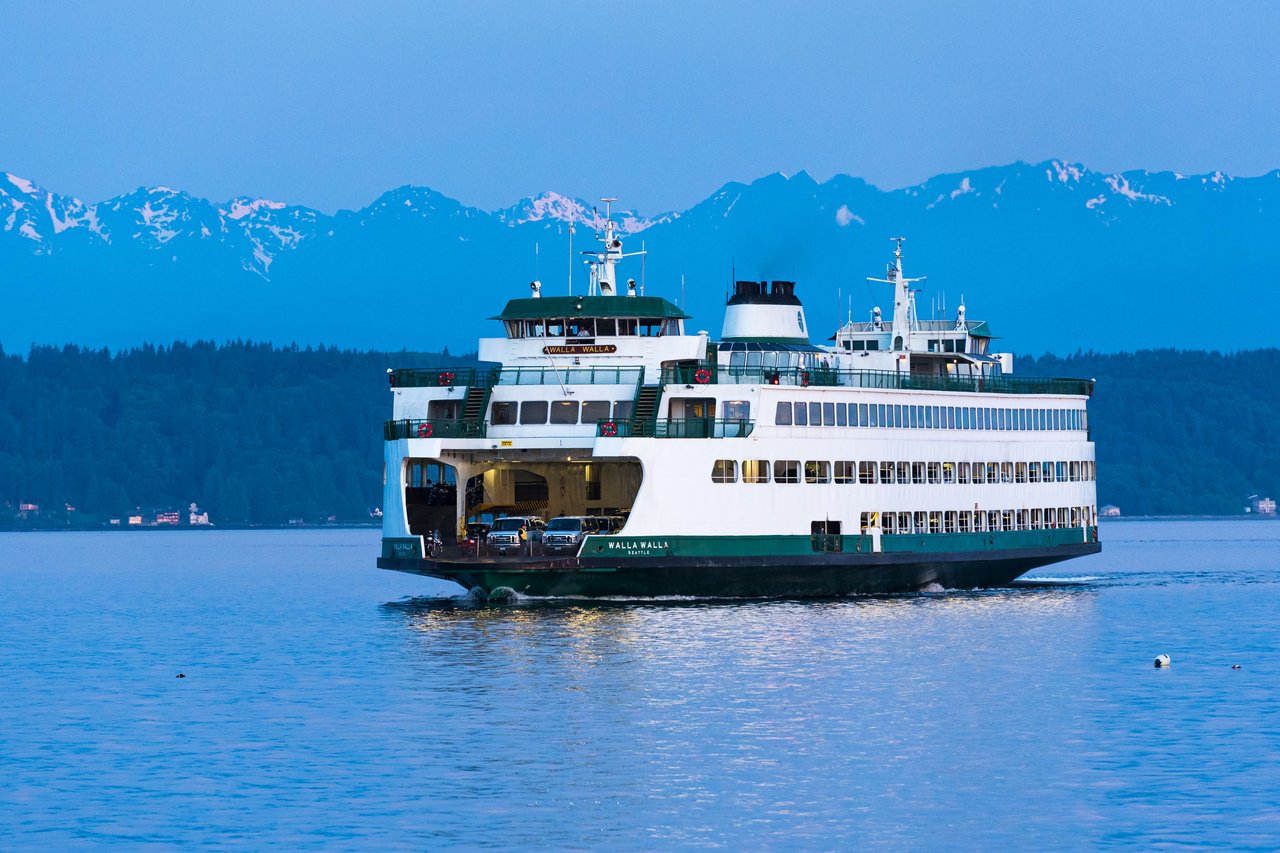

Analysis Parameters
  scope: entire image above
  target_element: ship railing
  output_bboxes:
[389,367,490,388]
[597,418,754,439]
[384,419,486,440]
[495,366,644,386]
[389,366,646,388]
[664,363,1092,396]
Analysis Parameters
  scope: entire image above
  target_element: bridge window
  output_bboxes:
[491,401,517,425]
[551,400,580,424]
[519,401,548,424]
[582,400,611,423]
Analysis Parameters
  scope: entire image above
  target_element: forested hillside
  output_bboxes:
[0,342,471,527]
[1019,349,1280,515]
[0,343,1275,526]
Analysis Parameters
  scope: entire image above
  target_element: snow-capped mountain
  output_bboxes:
[3,161,1280,354]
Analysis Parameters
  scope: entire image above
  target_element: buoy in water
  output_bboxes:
[1154,654,1171,668]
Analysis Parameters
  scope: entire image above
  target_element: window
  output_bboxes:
[613,401,634,421]
[491,401,517,425]
[1069,461,1081,482]
[973,512,986,532]
[711,459,737,483]
[805,461,830,484]
[987,462,999,484]
[882,512,896,534]
[743,460,770,484]
[927,462,941,484]
[582,400,611,424]
[1028,462,1040,483]
[834,461,856,484]
[1056,461,1068,482]
[775,460,800,483]
[795,402,808,426]
[1031,508,1043,529]
[959,511,972,533]
[879,461,895,484]
[897,461,911,484]
[1043,460,1054,482]
[859,461,877,484]
[911,462,926,484]
[1002,510,1014,531]
[958,462,970,484]
[823,402,836,426]
[930,512,943,534]
[942,462,956,485]
[551,400,580,424]
[1016,509,1029,530]
[1015,462,1028,484]
[1001,462,1013,483]
[775,401,793,425]
[859,403,869,426]
[520,400,549,424]
[914,511,928,534]
[988,510,1001,531]
[723,400,750,421]
[809,402,822,426]
[596,318,617,336]
[836,404,847,426]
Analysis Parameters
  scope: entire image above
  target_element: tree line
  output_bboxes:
[0,342,1274,527]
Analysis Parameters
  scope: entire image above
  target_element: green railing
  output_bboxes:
[389,367,490,388]
[390,365,644,388]
[664,362,1092,396]
[597,418,754,439]
[384,419,486,440]
[496,366,644,386]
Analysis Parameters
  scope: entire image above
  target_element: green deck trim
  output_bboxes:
[580,528,1089,558]
[492,296,689,321]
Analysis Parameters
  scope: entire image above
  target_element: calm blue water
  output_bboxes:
[2,521,1278,849]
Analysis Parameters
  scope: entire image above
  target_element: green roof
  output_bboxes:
[967,321,997,338]
[492,295,690,321]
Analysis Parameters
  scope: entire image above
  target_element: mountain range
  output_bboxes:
[4,161,1279,355]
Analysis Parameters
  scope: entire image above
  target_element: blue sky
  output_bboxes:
[6,1,1280,213]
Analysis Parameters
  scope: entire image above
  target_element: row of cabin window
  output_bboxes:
[859,506,1097,534]
[775,401,1085,431]
[710,459,1097,484]
[504,318,681,338]
[491,399,634,426]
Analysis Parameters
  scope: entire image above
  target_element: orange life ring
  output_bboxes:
[438,371,455,386]
[601,421,618,437]
[694,368,711,384]
[417,422,433,438]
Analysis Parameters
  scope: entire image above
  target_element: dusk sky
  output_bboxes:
[6,1,1280,213]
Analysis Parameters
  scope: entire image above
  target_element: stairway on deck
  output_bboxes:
[631,384,661,435]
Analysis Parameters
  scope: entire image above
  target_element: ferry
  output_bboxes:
[377,203,1100,597]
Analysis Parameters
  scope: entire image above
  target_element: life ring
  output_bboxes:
[694,368,711,384]
[600,421,618,437]
[438,371,455,386]
[417,422,433,438]
[800,370,810,387]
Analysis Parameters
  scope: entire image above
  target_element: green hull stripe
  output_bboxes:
[580,528,1090,559]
